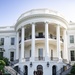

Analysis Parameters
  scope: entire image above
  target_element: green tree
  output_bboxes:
[0,60,6,73]
[0,57,9,66]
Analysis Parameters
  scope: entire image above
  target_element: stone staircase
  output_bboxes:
[4,66,20,75]
[56,64,72,75]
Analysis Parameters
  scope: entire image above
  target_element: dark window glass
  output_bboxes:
[0,38,4,45]
[70,51,75,61]
[38,48,43,57]
[0,52,3,57]
[70,35,74,43]
[10,52,14,61]
[11,38,15,45]
[30,50,31,57]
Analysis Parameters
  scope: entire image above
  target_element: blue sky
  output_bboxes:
[0,0,75,26]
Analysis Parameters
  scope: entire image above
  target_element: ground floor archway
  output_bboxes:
[52,65,56,75]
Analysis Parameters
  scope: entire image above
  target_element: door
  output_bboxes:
[10,52,14,61]
[52,65,56,75]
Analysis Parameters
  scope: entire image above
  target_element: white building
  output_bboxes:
[0,9,75,75]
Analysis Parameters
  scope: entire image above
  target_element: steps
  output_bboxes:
[4,66,20,75]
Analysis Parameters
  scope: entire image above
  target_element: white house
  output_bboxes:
[0,9,75,75]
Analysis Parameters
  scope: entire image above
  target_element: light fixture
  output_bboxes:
[30,62,32,67]
[47,62,49,67]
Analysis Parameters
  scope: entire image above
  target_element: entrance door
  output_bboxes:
[10,52,14,61]
[24,65,28,75]
[52,65,56,75]
[37,65,43,75]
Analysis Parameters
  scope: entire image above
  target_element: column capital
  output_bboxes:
[45,21,49,24]
[32,22,35,25]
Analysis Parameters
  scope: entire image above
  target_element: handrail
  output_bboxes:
[4,66,19,75]
[61,66,72,75]
[50,57,59,61]
[35,57,45,61]
[9,59,19,66]
[56,64,72,75]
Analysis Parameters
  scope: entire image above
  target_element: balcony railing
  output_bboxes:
[50,57,59,61]
[35,35,45,38]
[35,57,45,61]
[25,57,30,61]
[62,59,67,63]
[19,34,64,43]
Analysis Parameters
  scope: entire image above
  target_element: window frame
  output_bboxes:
[70,35,74,43]
[11,37,15,45]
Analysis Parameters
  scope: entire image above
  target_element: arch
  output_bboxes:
[13,66,19,72]
[37,65,43,71]
[36,65,43,75]
[52,65,56,75]
[24,65,28,75]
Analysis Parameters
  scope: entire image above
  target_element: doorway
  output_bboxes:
[52,65,56,75]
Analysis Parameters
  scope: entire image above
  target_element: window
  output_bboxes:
[70,35,74,43]
[10,52,14,61]
[30,50,31,57]
[39,33,43,38]
[51,50,53,60]
[38,48,43,57]
[0,38,4,45]
[0,52,3,57]
[61,51,63,58]
[70,51,75,61]
[11,38,15,45]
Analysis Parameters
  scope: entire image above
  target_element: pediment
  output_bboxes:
[68,46,75,49]
[8,48,16,50]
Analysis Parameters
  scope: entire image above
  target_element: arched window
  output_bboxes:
[24,65,28,75]
[37,65,43,75]
[52,65,56,75]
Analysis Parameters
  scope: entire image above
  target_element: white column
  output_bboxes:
[45,22,49,61]
[57,25,61,61]
[31,23,35,61]
[20,27,25,62]
[16,31,19,59]
[63,29,68,60]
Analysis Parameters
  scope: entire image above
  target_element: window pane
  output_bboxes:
[70,35,74,43]
[0,52,3,57]
[70,51,75,61]
[0,38,4,45]
[11,38,15,45]
[10,52,14,61]
[38,48,43,57]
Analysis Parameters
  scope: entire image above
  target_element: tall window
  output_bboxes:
[0,38,4,45]
[70,51,75,61]
[38,48,43,57]
[70,35,74,43]
[11,38,15,45]
[30,50,31,57]
[0,52,3,57]
[10,52,14,61]
[51,50,53,60]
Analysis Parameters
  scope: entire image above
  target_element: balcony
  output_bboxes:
[19,34,64,44]
[35,57,45,61]
[50,57,59,61]
[25,57,30,61]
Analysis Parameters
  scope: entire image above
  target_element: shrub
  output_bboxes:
[71,64,75,74]
[0,60,6,73]
[0,57,9,66]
